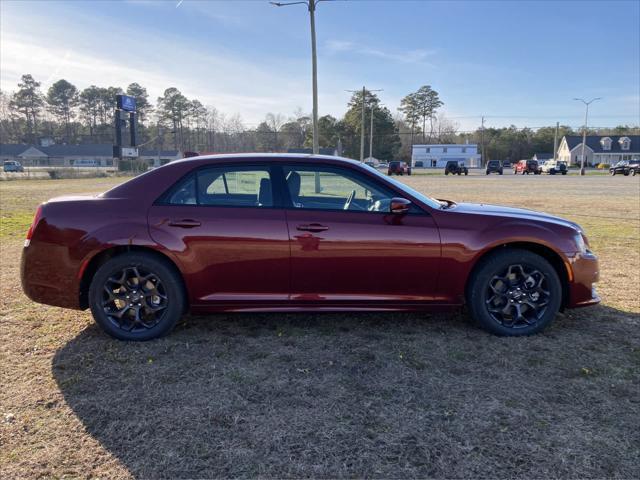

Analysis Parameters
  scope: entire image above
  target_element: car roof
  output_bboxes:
[170,152,362,167]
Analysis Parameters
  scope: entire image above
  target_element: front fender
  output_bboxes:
[435,217,575,304]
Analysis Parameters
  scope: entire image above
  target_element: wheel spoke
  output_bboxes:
[101,264,168,334]
[484,262,552,329]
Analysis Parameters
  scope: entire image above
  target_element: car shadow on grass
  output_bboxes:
[52,306,640,479]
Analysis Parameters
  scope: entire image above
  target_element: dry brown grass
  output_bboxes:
[1,172,639,479]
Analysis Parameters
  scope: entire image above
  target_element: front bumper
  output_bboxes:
[566,252,600,308]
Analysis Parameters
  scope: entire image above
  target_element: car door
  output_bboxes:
[148,164,290,307]
[280,163,441,306]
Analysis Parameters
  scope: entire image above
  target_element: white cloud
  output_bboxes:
[325,39,436,65]
[0,8,349,124]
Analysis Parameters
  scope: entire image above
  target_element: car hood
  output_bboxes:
[447,202,581,231]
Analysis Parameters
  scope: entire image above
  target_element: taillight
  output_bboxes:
[24,205,43,247]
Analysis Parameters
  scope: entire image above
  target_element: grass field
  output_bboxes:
[1,173,639,479]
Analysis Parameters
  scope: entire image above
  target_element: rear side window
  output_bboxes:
[160,166,273,207]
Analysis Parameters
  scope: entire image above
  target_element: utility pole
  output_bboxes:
[369,102,374,160]
[346,86,382,161]
[573,97,602,175]
[553,121,559,161]
[272,0,329,155]
[361,86,366,161]
[480,116,485,167]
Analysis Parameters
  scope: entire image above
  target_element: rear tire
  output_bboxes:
[89,252,185,341]
[467,249,562,336]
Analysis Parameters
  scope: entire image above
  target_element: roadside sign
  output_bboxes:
[117,95,137,112]
[120,147,139,158]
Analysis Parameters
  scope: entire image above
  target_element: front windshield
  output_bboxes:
[361,163,442,209]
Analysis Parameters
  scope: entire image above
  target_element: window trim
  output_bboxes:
[154,163,284,209]
[278,163,429,215]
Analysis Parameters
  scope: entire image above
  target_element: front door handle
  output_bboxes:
[296,223,329,232]
[168,219,201,228]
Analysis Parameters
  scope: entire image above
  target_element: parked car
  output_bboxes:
[610,160,639,176]
[541,160,568,175]
[388,161,411,176]
[485,160,503,175]
[3,160,24,172]
[444,160,468,175]
[514,159,541,175]
[21,154,600,340]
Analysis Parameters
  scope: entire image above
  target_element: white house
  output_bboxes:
[557,135,640,166]
[411,144,481,168]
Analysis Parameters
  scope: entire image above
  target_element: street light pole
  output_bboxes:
[308,0,319,155]
[271,0,327,155]
[361,86,365,161]
[369,102,384,160]
[369,103,374,160]
[573,97,601,176]
[346,86,382,162]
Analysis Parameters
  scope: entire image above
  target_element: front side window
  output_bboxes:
[283,165,395,212]
[162,166,273,207]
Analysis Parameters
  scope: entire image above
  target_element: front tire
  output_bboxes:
[89,252,185,341]
[466,249,562,336]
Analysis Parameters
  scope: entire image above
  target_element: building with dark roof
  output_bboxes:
[0,144,181,167]
[557,135,639,166]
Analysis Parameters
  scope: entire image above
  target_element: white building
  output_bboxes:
[557,135,639,166]
[411,144,481,168]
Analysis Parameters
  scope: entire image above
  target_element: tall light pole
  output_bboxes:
[271,0,329,155]
[573,97,601,176]
[369,103,374,160]
[346,86,382,161]
[369,103,384,160]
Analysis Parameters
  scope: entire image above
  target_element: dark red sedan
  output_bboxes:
[21,154,600,340]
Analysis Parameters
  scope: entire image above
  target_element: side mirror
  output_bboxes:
[390,197,411,214]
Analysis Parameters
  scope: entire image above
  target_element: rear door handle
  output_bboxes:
[168,219,201,228]
[296,223,329,232]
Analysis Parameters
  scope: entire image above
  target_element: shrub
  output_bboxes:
[47,168,75,179]
[596,163,610,169]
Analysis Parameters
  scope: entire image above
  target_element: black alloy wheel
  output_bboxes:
[467,249,562,336]
[101,266,168,332]
[89,253,184,341]
[484,264,550,329]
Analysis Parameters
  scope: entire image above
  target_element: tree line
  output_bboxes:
[0,73,635,161]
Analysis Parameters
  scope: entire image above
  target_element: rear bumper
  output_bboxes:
[21,244,82,310]
[566,252,600,308]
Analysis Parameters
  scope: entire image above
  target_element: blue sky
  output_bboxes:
[1,0,639,131]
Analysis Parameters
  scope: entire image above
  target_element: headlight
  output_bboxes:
[574,232,586,253]
[574,231,593,255]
